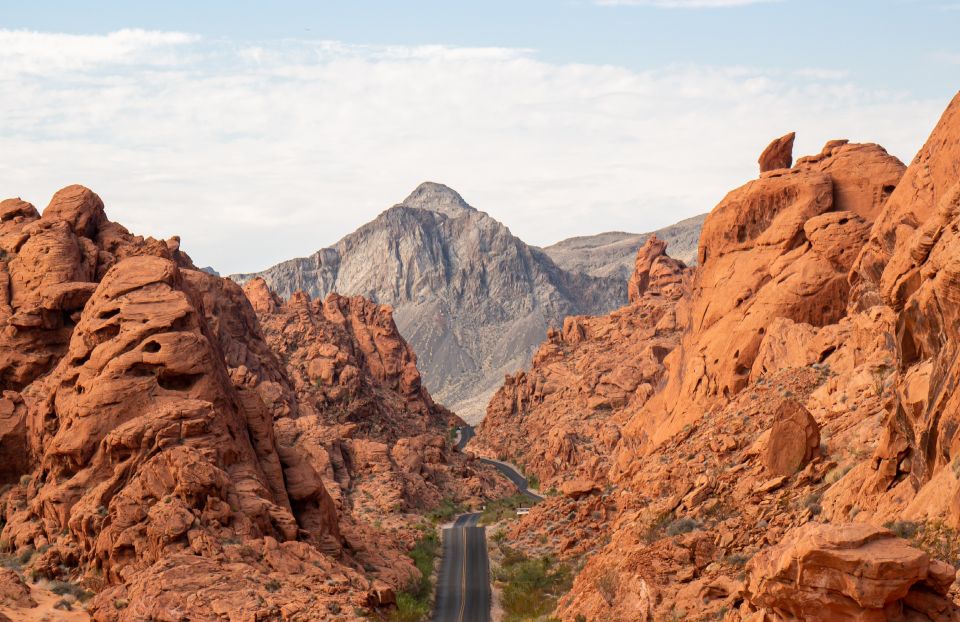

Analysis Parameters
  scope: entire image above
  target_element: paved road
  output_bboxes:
[455,425,475,450]
[456,426,543,501]
[432,513,490,622]
[432,426,543,621]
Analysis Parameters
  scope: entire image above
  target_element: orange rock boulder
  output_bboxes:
[758,131,796,173]
[744,523,959,621]
[761,400,820,477]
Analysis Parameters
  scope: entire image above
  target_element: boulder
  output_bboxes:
[0,568,35,608]
[758,132,795,173]
[762,400,820,476]
[560,478,601,500]
[745,523,959,621]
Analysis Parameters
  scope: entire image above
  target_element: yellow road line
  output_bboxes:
[458,526,468,622]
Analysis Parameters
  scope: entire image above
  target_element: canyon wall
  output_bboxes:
[478,93,960,622]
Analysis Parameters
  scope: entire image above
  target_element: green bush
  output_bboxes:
[494,547,572,622]
[427,497,465,523]
[390,528,440,622]
[391,592,431,622]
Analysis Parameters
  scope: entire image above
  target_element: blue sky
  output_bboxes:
[0,1,957,272]
[5,0,957,97]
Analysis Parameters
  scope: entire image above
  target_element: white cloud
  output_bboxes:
[0,29,944,274]
[595,0,779,7]
[0,29,198,75]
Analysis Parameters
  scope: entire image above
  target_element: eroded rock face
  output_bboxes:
[0,185,507,620]
[493,93,960,622]
[244,277,512,519]
[744,523,958,621]
[842,93,960,528]
[474,236,689,488]
[613,139,905,464]
[758,132,796,173]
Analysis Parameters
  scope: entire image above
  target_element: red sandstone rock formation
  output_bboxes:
[0,185,506,620]
[486,93,960,622]
[744,523,957,621]
[474,236,689,489]
[613,138,905,463]
[244,277,511,519]
[758,131,795,173]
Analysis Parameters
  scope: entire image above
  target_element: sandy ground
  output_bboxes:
[0,580,91,622]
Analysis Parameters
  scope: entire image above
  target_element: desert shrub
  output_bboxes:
[724,552,751,567]
[427,497,464,523]
[886,520,960,566]
[17,547,34,565]
[825,464,852,484]
[665,517,700,536]
[495,548,572,622]
[265,578,281,592]
[53,598,73,611]
[642,512,674,543]
[389,529,439,622]
[49,580,93,601]
[885,520,919,540]
[594,567,617,605]
[391,592,431,622]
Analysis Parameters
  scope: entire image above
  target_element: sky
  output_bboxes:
[0,1,957,274]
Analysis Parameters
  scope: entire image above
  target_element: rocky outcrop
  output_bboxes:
[474,236,689,488]
[743,523,958,621]
[761,400,820,477]
[837,93,960,528]
[0,185,507,620]
[758,131,796,173]
[231,182,631,423]
[490,93,960,622]
[542,213,706,278]
[244,277,512,517]
[613,139,905,462]
[626,234,687,303]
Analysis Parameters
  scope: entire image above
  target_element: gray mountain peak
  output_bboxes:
[400,182,475,217]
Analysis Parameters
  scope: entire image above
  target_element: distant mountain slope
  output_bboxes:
[231,182,627,423]
[542,213,706,280]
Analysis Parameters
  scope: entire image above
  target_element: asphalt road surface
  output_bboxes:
[433,426,544,621]
[456,426,543,501]
[432,513,491,622]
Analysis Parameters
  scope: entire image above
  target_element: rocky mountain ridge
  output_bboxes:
[231,183,630,423]
[541,212,706,279]
[475,92,960,621]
